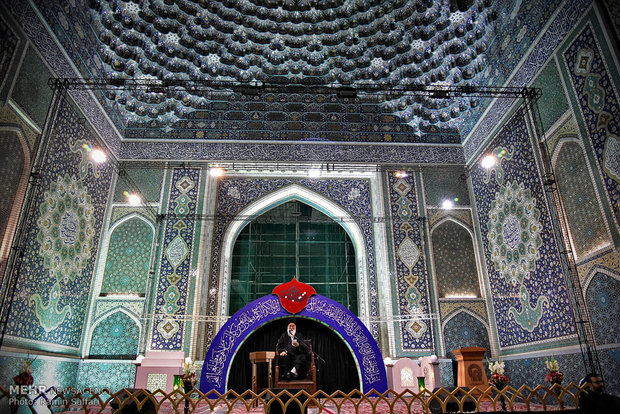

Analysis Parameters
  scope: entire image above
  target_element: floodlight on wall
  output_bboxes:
[480,154,497,169]
[90,149,107,163]
[81,143,108,163]
[441,199,456,209]
[209,167,225,177]
[123,191,142,206]
[394,171,409,178]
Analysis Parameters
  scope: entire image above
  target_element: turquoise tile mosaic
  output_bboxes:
[101,217,153,295]
[76,362,136,393]
[89,311,140,358]
[554,142,611,259]
[0,354,79,390]
[533,61,570,133]
[10,46,54,128]
[585,272,620,346]
[113,167,164,203]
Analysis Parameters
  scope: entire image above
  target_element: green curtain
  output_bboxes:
[229,201,358,315]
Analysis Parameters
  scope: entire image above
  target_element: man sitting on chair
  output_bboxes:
[276,320,311,380]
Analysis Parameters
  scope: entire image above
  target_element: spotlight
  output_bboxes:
[209,167,225,177]
[394,171,408,178]
[124,191,142,206]
[441,199,454,209]
[481,154,497,169]
[90,149,107,163]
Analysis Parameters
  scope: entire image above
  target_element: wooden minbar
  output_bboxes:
[452,347,489,391]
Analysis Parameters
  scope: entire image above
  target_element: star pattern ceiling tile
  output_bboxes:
[89,0,497,140]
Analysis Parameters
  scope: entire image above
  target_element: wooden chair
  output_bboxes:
[274,346,317,394]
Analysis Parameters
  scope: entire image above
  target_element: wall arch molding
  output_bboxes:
[582,265,620,294]
[217,184,371,327]
[441,308,490,332]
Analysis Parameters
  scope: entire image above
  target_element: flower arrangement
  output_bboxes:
[181,357,197,386]
[545,356,564,385]
[13,358,35,386]
[487,358,510,388]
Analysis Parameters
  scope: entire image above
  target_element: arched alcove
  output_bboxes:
[584,270,620,346]
[101,215,154,295]
[218,184,371,327]
[442,310,491,359]
[431,218,481,298]
[552,139,611,258]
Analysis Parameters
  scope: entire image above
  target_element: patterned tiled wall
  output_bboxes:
[10,46,54,128]
[205,177,378,347]
[4,99,114,350]
[438,360,455,388]
[76,362,136,393]
[470,113,576,349]
[0,9,21,98]
[101,217,153,295]
[112,167,164,203]
[0,131,25,240]
[554,141,611,259]
[443,312,490,360]
[384,171,434,353]
[532,61,570,133]
[431,221,480,298]
[585,272,620,346]
[562,24,620,235]
[89,311,140,358]
[422,168,470,207]
[504,352,584,389]
[151,168,201,350]
[0,355,138,394]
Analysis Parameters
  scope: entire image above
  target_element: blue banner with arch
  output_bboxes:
[200,294,387,394]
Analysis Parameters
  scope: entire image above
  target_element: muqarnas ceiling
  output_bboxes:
[90,0,497,141]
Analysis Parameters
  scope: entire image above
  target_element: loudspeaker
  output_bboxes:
[264,388,308,414]
[109,389,155,414]
[428,387,476,414]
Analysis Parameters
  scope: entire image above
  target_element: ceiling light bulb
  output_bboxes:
[210,167,225,177]
[90,149,107,163]
[481,154,497,169]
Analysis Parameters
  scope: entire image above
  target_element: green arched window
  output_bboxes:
[229,201,358,315]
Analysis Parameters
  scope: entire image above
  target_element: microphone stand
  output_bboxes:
[312,350,327,404]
